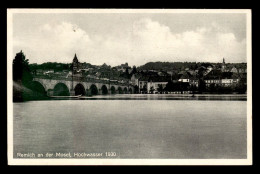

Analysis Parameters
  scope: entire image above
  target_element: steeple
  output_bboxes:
[73,53,78,63]
[222,58,226,72]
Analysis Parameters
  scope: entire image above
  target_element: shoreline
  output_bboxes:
[13,93,247,102]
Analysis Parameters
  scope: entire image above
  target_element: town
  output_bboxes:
[13,51,247,101]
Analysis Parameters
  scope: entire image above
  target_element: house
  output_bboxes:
[231,73,240,84]
[204,69,222,87]
[95,72,102,77]
[137,71,171,94]
[43,69,54,75]
[138,76,149,93]
[204,65,213,75]
[238,68,247,74]
[221,72,235,87]
[187,70,196,76]
[203,67,241,88]
[230,67,238,73]
[178,71,192,83]
[189,74,199,87]
[114,62,131,72]
[130,73,142,86]
[171,71,179,83]
[157,71,170,77]
[197,66,207,76]
[199,63,213,75]
[146,76,171,94]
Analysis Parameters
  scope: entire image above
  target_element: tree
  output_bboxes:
[157,84,164,94]
[13,51,36,101]
[150,86,155,94]
[132,66,137,74]
[198,79,206,93]
[190,84,198,93]
[134,85,139,94]
[209,83,216,93]
[140,85,147,94]
[165,80,174,92]
[13,50,32,86]
[125,67,129,75]
[143,85,147,93]
[235,80,247,94]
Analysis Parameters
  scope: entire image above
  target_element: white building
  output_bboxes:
[147,81,168,93]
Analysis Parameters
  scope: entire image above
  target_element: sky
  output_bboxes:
[12,12,247,66]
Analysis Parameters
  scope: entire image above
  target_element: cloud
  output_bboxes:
[13,18,247,66]
[129,18,246,63]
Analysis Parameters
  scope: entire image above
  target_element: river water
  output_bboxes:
[13,94,247,159]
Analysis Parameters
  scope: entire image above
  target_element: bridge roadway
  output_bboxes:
[32,75,134,96]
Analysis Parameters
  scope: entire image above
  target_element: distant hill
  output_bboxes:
[28,61,247,73]
[137,61,247,71]
[138,62,199,71]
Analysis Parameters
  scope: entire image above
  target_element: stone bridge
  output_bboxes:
[32,76,134,96]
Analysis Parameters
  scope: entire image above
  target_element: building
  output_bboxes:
[138,76,149,93]
[114,62,131,72]
[221,58,227,72]
[204,69,222,87]
[72,54,83,74]
[230,67,238,73]
[178,71,192,83]
[130,73,142,86]
[147,76,171,93]
[204,70,240,87]
[138,75,171,94]
[147,81,168,94]
[43,69,54,75]
[204,64,213,75]
[221,72,239,87]
[189,74,199,87]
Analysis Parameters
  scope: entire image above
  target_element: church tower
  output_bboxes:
[221,58,226,72]
[72,54,79,73]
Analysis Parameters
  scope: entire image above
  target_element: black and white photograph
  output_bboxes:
[7,9,252,165]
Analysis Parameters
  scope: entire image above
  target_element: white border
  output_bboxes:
[7,9,252,165]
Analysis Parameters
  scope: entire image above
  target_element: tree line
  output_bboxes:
[138,61,247,71]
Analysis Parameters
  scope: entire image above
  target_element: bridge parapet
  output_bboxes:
[32,75,134,96]
[32,75,133,87]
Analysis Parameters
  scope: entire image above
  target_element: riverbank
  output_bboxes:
[14,94,247,102]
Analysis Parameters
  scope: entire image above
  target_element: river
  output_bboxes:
[13,94,247,159]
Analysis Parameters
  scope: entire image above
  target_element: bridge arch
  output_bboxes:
[74,83,86,96]
[28,81,47,96]
[101,85,108,95]
[110,86,116,94]
[118,87,123,94]
[53,83,70,96]
[89,84,98,95]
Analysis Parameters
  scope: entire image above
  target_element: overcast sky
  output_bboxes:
[12,12,247,66]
